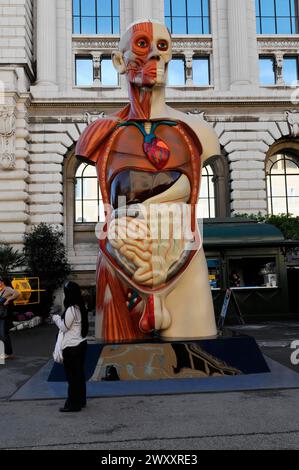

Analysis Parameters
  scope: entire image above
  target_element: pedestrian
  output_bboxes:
[0,277,20,360]
[52,281,89,412]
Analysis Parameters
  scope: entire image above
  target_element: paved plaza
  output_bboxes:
[0,322,299,450]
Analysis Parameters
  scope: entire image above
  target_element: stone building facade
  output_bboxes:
[0,0,298,287]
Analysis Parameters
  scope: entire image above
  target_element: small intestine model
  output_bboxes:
[76,21,220,342]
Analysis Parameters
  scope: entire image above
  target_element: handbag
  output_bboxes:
[53,330,64,364]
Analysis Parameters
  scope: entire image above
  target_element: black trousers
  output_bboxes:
[63,340,87,409]
[0,318,13,356]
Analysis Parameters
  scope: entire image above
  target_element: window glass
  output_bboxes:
[75,163,105,223]
[260,0,275,16]
[259,57,275,85]
[112,0,119,15]
[261,17,276,33]
[165,0,210,34]
[193,57,210,85]
[276,0,290,16]
[81,17,96,34]
[101,58,118,86]
[267,153,299,216]
[72,0,120,34]
[283,57,298,85]
[188,17,202,34]
[276,17,292,34]
[202,0,209,16]
[97,0,111,15]
[172,0,186,16]
[81,0,96,16]
[73,17,81,34]
[188,0,202,16]
[97,17,112,34]
[76,57,93,86]
[73,0,80,15]
[197,165,215,218]
[172,17,187,34]
[256,0,298,34]
[167,58,185,85]
[229,257,277,288]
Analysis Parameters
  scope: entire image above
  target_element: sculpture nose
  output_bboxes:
[148,43,161,62]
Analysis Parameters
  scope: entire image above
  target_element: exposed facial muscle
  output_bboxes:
[120,22,171,119]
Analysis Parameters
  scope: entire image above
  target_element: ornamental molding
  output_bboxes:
[258,37,299,52]
[72,36,213,53]
[0,106,16,170]
[72,37,120,51]
[172,38,213,52]
[286,110,299,137]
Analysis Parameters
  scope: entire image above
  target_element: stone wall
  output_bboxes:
[0,0,298,274]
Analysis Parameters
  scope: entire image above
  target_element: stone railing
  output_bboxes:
[72,35,213,87]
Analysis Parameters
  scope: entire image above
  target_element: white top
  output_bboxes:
[53,306,86,350]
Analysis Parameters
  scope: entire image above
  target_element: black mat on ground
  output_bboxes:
[47,336,269,382]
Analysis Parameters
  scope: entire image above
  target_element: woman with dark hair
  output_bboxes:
[0,277,20,360]
[52,281,89,412]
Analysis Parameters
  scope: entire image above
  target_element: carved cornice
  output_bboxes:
[258,36,299,52]
[72,35,213,53]
[172,37,213,53]
[72,36,120,51]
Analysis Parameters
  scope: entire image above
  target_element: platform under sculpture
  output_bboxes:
[48,336,270,383]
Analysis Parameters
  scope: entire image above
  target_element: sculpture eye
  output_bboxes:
[137,38,148,48]
[157,40,169,51]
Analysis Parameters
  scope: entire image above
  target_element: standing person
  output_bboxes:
[52,281,89,412]
[0,277,20,360]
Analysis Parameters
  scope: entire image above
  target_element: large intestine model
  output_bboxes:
[76,21,220,342]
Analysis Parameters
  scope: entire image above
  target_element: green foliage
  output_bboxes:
[233,212,299,240]
[0,244,25,278]
[23,224,71,314]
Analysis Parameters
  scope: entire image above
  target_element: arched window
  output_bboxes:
[197,164,215,218]
[267,153,299,216]
[75,163,105,223]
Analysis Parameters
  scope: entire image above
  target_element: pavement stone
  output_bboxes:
[0,320,299,450]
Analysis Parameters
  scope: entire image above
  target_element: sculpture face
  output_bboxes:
[115,22,172,88]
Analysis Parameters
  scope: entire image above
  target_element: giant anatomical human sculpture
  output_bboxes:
[76,21,220,342]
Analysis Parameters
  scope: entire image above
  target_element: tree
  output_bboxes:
[0,244,24,278]
[23,224,71,315]
[233,212,299,240]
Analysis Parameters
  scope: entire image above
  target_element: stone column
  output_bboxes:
[133,0,152,21]
[275,51,285,85]
[227,0,251,89]
[184,51,194,86]
[91,52,102,86]
[36,0,57,88]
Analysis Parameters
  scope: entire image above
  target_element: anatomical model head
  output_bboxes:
[112,21,172,88]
